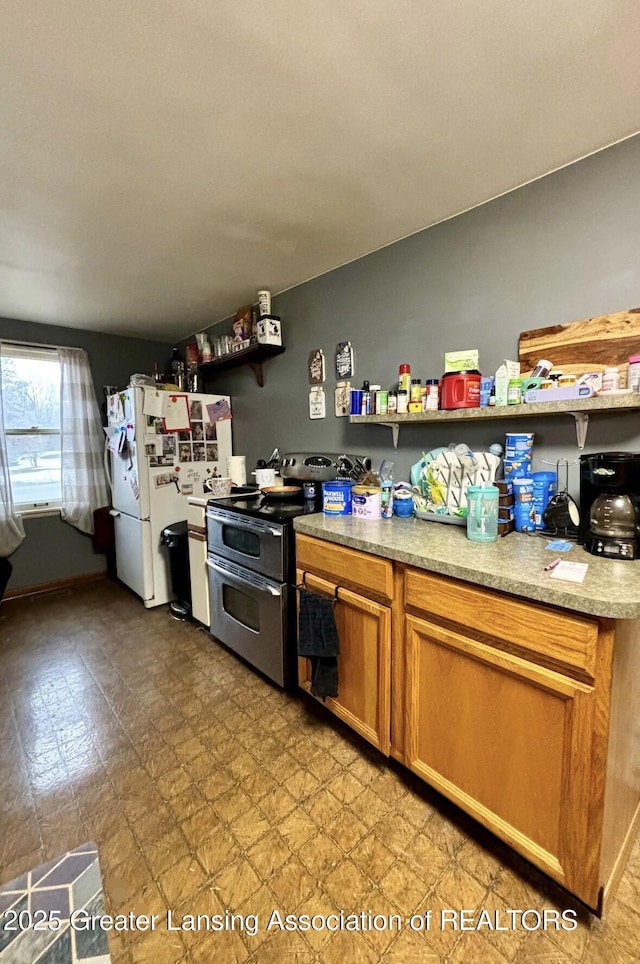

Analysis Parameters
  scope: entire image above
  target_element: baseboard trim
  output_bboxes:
[4,571,108,601]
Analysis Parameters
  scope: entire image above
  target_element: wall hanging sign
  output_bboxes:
[335,380,351,417]
[335,341,354,379]
[162,394,191,433]
[308,349,325,384]
[309,385,326,419]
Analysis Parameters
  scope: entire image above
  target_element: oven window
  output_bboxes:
[222,524,261,558]
[223,584,260,631]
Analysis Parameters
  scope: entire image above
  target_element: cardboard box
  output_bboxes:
[256,315,282,345]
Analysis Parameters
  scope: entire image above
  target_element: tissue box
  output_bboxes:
[256,315,282,345]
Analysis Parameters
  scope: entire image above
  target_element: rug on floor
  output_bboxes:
[0,841,111,963]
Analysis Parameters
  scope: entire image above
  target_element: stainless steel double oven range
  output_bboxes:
[205,453,371,688]
[205,493,309,688]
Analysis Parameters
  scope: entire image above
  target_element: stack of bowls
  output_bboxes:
[497,481,515,536]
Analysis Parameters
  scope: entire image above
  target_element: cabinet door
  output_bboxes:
[297,570,391,755]
[188,530,210,625]
[405,614,602,908]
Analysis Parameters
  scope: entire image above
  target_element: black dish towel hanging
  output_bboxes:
[298,588,340,700]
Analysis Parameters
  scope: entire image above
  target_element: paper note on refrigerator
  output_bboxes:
[206,399,231,422]
[143,388,167,417]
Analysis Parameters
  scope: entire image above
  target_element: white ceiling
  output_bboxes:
[1,1,639,342]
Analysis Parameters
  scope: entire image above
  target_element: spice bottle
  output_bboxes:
[629,355,640,393]
[396,389,408,414]
[602,367,620,392]
[369,384,381,415]
[425,379,439,410]
[387,391,397,414]
[410,379,422,403]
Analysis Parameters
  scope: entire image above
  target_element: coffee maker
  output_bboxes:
[579,452,640,560]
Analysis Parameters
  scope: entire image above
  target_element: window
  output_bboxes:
[1,344,62,511]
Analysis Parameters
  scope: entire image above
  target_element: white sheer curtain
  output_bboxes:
[59,348,108,534]
[0,342,26,556]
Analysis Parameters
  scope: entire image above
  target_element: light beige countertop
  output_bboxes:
[293,513,640,619]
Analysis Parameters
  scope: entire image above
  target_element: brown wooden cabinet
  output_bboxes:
[295,535,393,755]
[404,611,603,906]
[293,531,640,912]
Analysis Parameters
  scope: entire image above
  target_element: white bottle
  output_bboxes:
[602,366,620,392]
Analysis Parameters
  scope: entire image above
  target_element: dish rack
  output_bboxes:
[414,448,501,520]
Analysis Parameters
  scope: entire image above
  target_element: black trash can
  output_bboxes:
[161,521,191,619]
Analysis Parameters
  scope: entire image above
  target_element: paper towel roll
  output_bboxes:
[226,456,247,486]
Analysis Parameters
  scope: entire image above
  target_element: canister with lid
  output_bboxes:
[602,367,620,392]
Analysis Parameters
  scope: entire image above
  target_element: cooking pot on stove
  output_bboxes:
[440,370,481,410]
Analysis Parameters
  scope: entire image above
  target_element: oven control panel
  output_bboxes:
[280,452,369,481]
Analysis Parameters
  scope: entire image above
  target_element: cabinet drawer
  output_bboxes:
[296,534,393,603]
[404,568,598,679]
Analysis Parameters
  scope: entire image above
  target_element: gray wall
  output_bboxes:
[198,135,640,493]
[0,318,171,589]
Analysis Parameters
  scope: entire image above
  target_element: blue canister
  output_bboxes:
[322,480,354,515]
[532,471,557,529]
[505,432,534,460]
[503,458,532,479]
[393,495,414,517]
[350,390,363,416]
[513,478,536,531]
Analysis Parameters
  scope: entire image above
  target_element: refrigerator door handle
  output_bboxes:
[104,440,114,493]
[109,509,120,517]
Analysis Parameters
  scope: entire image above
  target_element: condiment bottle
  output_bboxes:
[369,384,381,415]
[602,367,620,392]
[361,380,371,415]
[396,389,408,414]
[507,378,522,404]
[398,364,411,394]
[387,391,397,414]
[410,379,422,403]
[629,355,640,393]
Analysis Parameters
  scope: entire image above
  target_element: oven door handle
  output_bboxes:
[206,510,283,538]
[206,558,282,595]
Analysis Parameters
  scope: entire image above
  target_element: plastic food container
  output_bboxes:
[393,497,414,518]
[505,433,534,460]
[351,486,381,520]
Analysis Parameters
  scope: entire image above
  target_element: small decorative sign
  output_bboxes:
[309,385,326,419]
[308,349,325,384]
[335,380,351,417]
[335,341,354,379]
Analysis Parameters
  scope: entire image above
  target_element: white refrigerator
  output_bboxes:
[106,385,232,608]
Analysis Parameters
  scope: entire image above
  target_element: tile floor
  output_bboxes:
[1,579,639,964]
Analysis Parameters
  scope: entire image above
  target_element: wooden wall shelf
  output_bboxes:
[200,343,285,387]
[350,394,640,449]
